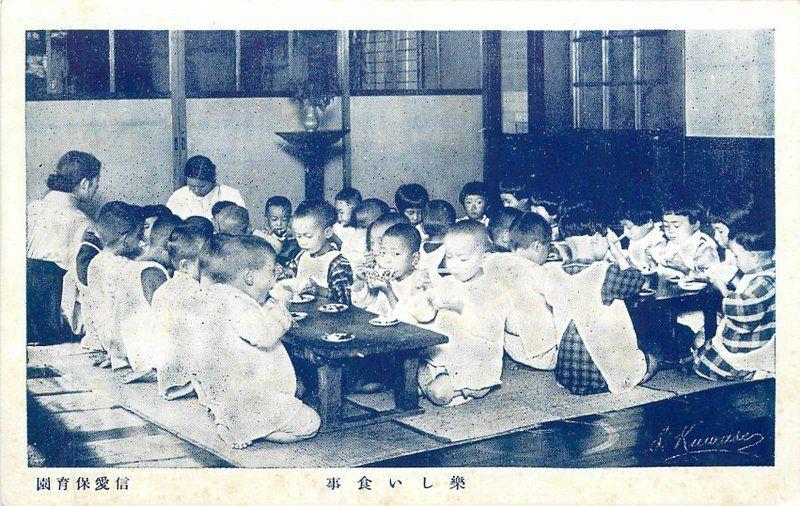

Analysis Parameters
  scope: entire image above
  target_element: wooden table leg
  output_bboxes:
[703,293,720,341]
[316,362,343,431]
[393,353,420,411]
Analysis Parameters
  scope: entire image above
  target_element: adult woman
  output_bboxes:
[26,150,101,344]
[166,155,247,220]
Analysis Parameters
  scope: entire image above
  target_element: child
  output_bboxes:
[487,206,523,253]
[647,200,720,278]
[253,196,301,267]
[183,215,215,238]
[285,200,353,305]
[498,177,530,212]
[693,212,775,381]
[194,234,320,447]
[456,181,490,226]
[542,205,654,395]
[704,195,755,285]
[528,190,561,240]
[350,213,409,312]
[353,198,390,229]
[608,206,664,272]
[333,188,366,267]
[140,204,174,245]
[418,200,456,281]
[414,221,516,406]
[210,200,239,233]
[153,223,212,400]
[494,212,560,370]
[215,204,251,235]
[395,183,430,239]
[85,202,145,370]
[138,213,182,269]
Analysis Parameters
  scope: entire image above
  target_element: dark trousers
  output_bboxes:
[26,258,67,345]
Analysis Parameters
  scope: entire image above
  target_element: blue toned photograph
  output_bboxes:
[25,29,774,469]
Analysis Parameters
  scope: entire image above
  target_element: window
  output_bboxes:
[113,31,169,97]
[571,30,683,131]
[501,31,528,134]
[185,30,237,96]
[350,30,481,93]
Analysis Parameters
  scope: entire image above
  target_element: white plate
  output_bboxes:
[321,332,355,343]
[678,279,708,291]
[318,303,349,313]
[369,316,399,327]
[639,288,655,297]
[290,311,308,322]
[290,293,315,304]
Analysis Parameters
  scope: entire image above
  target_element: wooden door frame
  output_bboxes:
[168,30,188,191]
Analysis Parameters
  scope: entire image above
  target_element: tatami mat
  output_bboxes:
[642,368,750,396]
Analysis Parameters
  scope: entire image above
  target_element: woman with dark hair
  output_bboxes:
[165,155,247,220]
[26,150,102,344]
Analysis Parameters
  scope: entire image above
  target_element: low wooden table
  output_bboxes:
[282,299,448,433]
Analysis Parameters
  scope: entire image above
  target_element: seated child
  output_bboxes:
[693,211,775,381]
[138,213,182,268]
[183,215,215,238]
[498,176,530,212]
[395,183,430,240]
[215,204,251,235]
[285,200,353,305]
[153,223,213,400]
[140,204,174,246]
[418,200,456,280]
[353,198,390,229]
[543,205,654,395]
[253,196,300,267]
[607,206,664,272]
[333,187,366,267]
[492,212,560,370]
[195,234,320,447]
[210,200,238,233]
[487,206,523,253]
[351,212,409,313]
[704,194,755,285]
[456,181,490,226]
[85,202,145,370]
[414,221,516,406]
[528,190,561,240]
[647,200,720,277]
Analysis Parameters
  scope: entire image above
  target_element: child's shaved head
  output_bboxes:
[215,204,250,235]
[199,234,276,284]
[445,219,489,247]
[354,199,390,229]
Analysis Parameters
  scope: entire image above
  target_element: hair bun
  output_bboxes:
[47,173,76,192]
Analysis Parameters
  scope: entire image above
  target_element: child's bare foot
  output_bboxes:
[121,368,156,384]
[98,357,112,368]
[216,423,251,450]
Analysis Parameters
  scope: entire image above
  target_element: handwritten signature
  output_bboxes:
[648,422,765,463]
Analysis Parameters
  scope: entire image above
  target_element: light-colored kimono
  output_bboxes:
[482,253,559,370]
[624,224,664,271]
[295,249,342,290]
[333,223,367,268]
[542,261,647,394]
[86,250,131,369]
[351,268,429,323]
[76,240,104,351]
[152,271,202,399]
[191,283,303,444]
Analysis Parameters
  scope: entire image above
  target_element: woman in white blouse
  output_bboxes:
[26,150,101,344]
[166,155,247,220]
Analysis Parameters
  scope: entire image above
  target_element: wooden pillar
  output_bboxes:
[168,31,188,190]
[338,30,353,188]
[481,31,502,186]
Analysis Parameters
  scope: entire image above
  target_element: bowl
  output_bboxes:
[290,311,308,322]
[290,293,316,304]
[318,303,349,314]
[369,316,399,327]
[321,332,355,343]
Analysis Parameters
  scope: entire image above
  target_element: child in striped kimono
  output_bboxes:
[152,223,212,399]
[694,212,775,381]
[194,234,320,448]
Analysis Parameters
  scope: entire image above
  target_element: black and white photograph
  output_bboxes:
[3,0,798,503]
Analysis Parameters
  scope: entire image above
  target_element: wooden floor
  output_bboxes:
[28,354,774,468]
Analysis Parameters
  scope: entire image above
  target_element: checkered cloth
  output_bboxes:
[285,245,354,306]
[693,260,775,381]
[554,261,645,395]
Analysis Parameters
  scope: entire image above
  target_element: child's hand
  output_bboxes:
[606,228,621,245]
[301,278,320,296]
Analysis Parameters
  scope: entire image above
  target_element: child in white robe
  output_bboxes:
[152,223,212,399]
[456,181,490,227]
[332,188,366,266]
[395,183,430,241]
[607,207,664,272]
[253,196,301,268]
[413,221,514,406]
[195,234,320,448]
[85,202,145,370]
[417,200,456,283]
[487,206,523,253]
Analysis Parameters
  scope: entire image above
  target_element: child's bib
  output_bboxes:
[296,249,341,289]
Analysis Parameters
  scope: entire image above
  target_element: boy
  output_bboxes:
[140,204,174,246]
[542,205,655,395]
[253,196,301,268]
[457,181,490,226]
[153,223,212,400]
[85,202,145,369]
[608,207,664,272]
[487,206,523,253]
[215,204,251,235]
[647,200,720,277]
[418,200,456,281]
[195,234,320,447]
[137,213,182,269]
[211,200,241,233]
[395,183,430,238]
[693,213,774,381]
[333,187,363,231]
[498,177,530,212]
[353,198,390,229]
[414,221,516,406]
[351,213,409,312]
[528,190,561,240]
[285,200,353,305]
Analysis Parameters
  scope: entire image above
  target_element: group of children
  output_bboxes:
[51,159,774,448]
